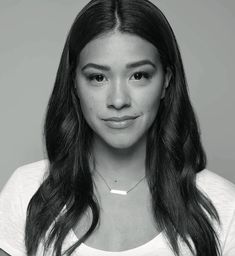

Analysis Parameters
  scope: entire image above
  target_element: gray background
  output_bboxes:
[0,0,234,190]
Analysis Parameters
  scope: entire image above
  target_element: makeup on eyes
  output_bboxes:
[83,70,155,84]
[78,59,159,86]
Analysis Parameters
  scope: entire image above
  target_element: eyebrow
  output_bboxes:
[81,59,156,71]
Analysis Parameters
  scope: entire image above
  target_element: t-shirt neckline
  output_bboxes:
[69,228,164,254]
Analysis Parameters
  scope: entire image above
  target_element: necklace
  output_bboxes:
[95,170,146,195]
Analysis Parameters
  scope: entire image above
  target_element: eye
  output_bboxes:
[131,72,151,80]
[88,74,106,83]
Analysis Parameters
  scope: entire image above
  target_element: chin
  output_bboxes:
[92,123,147,150]
[107,141,134,149]
[103,134,142,150]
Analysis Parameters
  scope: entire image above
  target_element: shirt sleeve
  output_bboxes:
[223,207,235,255]
[0,168,27,256]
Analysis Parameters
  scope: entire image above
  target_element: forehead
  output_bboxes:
[77,31,160,66]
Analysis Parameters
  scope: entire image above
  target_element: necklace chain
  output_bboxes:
[95,169,146,195]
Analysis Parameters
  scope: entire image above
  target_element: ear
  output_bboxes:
[161,67,172,99]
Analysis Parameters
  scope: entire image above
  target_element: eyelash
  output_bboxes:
[87,71,152,83]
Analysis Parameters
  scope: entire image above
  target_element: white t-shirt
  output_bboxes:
[0,160,235,256]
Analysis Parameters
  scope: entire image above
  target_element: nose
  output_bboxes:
[106,79,131,110]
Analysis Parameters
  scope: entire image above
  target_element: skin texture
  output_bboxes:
[75,31,171,183]
[73,32,172,251]
[76,31,170,150]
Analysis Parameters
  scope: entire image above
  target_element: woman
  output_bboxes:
[0,0,235,255]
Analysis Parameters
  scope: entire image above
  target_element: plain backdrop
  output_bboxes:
[0,0,234,190]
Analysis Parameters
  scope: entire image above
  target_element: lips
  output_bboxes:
[103,115,139,122]
[102,115,139,129]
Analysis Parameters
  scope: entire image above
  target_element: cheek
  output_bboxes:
[145,100,160,120]
[79,98,99,132]
[141,87,162,113]
[81,101,94,119]
[139,89,162,125]
[78,91,104,125]
[78,92,96,119]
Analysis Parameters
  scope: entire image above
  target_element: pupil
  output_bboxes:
[135,73,142,80]
[96,75,103,82]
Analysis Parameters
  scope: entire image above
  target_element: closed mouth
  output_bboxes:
[103,115,139,122]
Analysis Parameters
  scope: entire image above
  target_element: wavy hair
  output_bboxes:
[25,0,221,255]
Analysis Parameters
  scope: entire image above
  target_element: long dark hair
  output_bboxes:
[25,0,221,255]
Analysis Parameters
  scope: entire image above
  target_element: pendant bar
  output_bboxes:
[110,189,127,195]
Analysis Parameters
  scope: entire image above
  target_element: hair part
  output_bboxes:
[25,0,221,255]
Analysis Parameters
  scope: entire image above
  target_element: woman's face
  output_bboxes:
[75,31,171,149]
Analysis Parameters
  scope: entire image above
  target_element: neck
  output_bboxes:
[90,135,146,184]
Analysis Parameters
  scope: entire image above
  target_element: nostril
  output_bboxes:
[107,101,131,110]
[107,93,131,109]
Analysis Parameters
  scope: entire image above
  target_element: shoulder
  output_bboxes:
[0,160,49,255]
[11,159,49,190]
[13,159,49,180]
[196,169,235,242]
[1,159,49,209]
[196,169,235,205]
